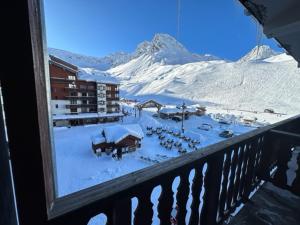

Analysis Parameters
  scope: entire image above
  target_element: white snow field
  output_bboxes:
[53,104,286,225]
[49,33,300,224]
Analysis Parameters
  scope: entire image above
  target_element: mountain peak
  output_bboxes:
[238,45,279,62]
[133,33,204,65]
[134,33,188,58]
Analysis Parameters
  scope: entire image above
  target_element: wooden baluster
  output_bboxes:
[158,179,174,225]
[291,151,300,196]
[252,137,263,185]
[256,133,276,181]
[273,139,292,189]
[225,147,238,212]
[134,188,153,225]
[200,155,223,225]
[105,210,113,225]
[232,145,245,205]
[176,170,190,225]
[111,197,131,225]
[217,151,231,222]
[242,141,257,202]
[188,163,204,225]
[237,144,249,201]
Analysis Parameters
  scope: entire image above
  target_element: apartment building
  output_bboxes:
[49,55,123,126]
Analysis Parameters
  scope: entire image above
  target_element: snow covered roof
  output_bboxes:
[160,106,197,114]
[185,107,197,113]
[49,54,78,72]
[91,135,106,145]
[52,112,124,120]
[78,68,120,85]
[136,99,163,107]
[103,124,144,144]
[160,108,181,114]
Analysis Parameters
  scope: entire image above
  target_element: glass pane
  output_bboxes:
[43,0,299,198]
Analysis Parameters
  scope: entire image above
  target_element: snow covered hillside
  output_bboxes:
[48,48,132,71]
[49,33,300,115]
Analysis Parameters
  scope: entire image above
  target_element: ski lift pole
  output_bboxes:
[181,107,184,133]
[179,102,186,133]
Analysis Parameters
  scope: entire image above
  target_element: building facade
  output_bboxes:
[49,55,122,126]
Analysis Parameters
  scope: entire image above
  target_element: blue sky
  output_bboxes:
[44,0,282,60]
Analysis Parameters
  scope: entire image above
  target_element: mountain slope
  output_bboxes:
[238,45,279,62]
[48,48,132,71]
[49,33,300,114]
[108,49,300,114]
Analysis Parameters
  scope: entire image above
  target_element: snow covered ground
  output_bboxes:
[53,102,288,195]
[53,102,287,224]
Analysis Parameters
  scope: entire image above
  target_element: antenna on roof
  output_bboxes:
[177,0,181,41]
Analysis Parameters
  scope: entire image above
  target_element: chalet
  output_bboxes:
[92,124,144,155]
[195,106,206,116]
[135,100,163,111]
[159,106,200,119]
[135,99,164,117]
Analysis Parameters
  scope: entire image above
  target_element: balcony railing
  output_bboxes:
[106,97,120,101]
[107,103,120,107]
[66,103,97,108]
[66,95,96,98]
[48,114,300,225]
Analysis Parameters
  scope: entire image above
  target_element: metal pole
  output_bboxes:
[181,106,184,133]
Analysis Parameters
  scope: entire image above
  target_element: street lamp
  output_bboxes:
[177,102,187,133]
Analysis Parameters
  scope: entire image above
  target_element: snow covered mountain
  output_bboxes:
[132,33,220,65]
[48,48,132,71]
[49,33,300,115]
[238,45,279,62]
[49,34,220,70]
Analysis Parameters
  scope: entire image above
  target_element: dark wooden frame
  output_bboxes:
[0,88,18,225]
[1,1,300,225]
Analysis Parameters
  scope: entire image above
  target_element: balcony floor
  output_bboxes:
[229,182,300,225]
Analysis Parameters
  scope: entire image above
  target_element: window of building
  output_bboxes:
[82,92,87,97]
[68,83,76,89]
[55,104,58,108]
[98,93,105,98]
[70,108,77,113]
[68,75,76,80]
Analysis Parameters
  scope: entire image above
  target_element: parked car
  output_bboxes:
[219,130,234,138]
[146,130,153,136]
[171,116,182,122]
[152,113,159,118]
[198,123,213,131]
[264,108,275,113]
[218,118,231,125]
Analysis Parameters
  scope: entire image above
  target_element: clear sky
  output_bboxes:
[44,0,282,60]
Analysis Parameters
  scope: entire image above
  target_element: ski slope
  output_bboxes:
[49,33,300,115]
